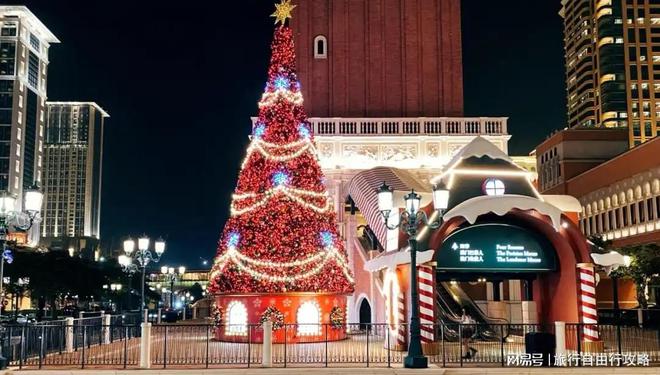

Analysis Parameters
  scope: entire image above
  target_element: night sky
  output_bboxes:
[8,1,566,268]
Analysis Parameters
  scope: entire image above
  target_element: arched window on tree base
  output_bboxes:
[297,301,321,335]
[225,301,248,336]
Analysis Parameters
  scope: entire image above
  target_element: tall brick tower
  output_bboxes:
[290,0,463,118]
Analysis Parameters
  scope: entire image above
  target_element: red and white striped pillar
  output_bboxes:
[577,263,599,341]
[418,264,435,344]
[397,289,407,348]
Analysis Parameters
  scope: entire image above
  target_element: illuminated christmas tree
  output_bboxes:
[209,1,354,298]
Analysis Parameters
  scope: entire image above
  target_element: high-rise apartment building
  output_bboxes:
[0,6,58,223]
[560,0,660,146]
[41,102,108,255]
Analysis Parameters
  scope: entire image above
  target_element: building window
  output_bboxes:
[29,33,40,51]
[27,52,39,89]
[482,178,505,196]
[1,25,16,37]
[297,301,321,335]
[313,35,327,59]
[647,198,654,221]
[225,301,248,336]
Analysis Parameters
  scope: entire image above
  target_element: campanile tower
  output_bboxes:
[290,0,463,118]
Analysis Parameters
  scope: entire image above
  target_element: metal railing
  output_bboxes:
[565,323,660,364]
[2,322,658,369]
[1,322,141,369]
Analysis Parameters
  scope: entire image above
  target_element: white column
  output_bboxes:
[65,317,74,353]
[139,322,151,369]
[157,308,162,324]
[262,321,273,367]
[102,314,111,344]
[521,301,538,324]
[193,307,197,320]
[345,213,357,328]
[555,321,566,366]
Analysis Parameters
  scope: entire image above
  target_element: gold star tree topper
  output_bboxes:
[271,0,296,25]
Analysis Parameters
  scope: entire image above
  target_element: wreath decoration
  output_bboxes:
[259,306,284,330]
[329,306,345,329]
[212,303,223,328]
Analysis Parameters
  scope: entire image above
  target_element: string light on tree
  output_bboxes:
[298,123,311,138]
[273,75,289,90]
[271,170,290,186]
[320,231,333,247]
[253,123,265,138]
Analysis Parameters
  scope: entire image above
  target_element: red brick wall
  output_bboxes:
[565,137,660,197]
[291,0,464,117]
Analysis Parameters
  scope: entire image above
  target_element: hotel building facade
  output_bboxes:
[0,6,59,246]
[41,102,109,257]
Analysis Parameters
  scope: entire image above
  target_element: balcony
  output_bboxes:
[251,117,508,136]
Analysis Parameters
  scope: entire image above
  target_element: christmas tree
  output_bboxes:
[209,1,354,296]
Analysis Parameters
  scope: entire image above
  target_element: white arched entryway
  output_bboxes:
[355,293,373,330]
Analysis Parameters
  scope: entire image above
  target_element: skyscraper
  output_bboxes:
[560,0,660,146]
[41,102,109,257]
[0,6,58,245]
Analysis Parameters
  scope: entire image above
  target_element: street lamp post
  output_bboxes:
[118,236,165,322]
[376,181,449,369]
[0,186,43,369]
[160,265,185,308]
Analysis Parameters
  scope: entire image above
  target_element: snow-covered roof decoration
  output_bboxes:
[442,194,564,231]
[431,137,527,184]
[363,249,435,272]
[541,195,582,213]
[446,136,514,169]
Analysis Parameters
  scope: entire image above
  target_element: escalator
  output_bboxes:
[435,282,508,341]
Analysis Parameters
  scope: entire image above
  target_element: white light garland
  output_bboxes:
[235,248,326,267]
[230,185,331,216]
[258,88,304,107]
[256,138,310,149]
[240,138,318,169]
[251,141,314,162]
[211,245,354,284]
[233,185,327,200]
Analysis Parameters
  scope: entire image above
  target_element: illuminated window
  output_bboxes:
[313,35,327,59]
[296,301,321,335]
[483,178,505,196]
[225,301,248,336]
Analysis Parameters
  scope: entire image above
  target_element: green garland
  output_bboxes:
[259,306,284,330]
[329,306,344,329]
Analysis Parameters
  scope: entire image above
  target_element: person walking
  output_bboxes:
[460,308,477,359]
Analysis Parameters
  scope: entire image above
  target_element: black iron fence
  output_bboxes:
[1,322,658,369]
[0,323,141,369]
